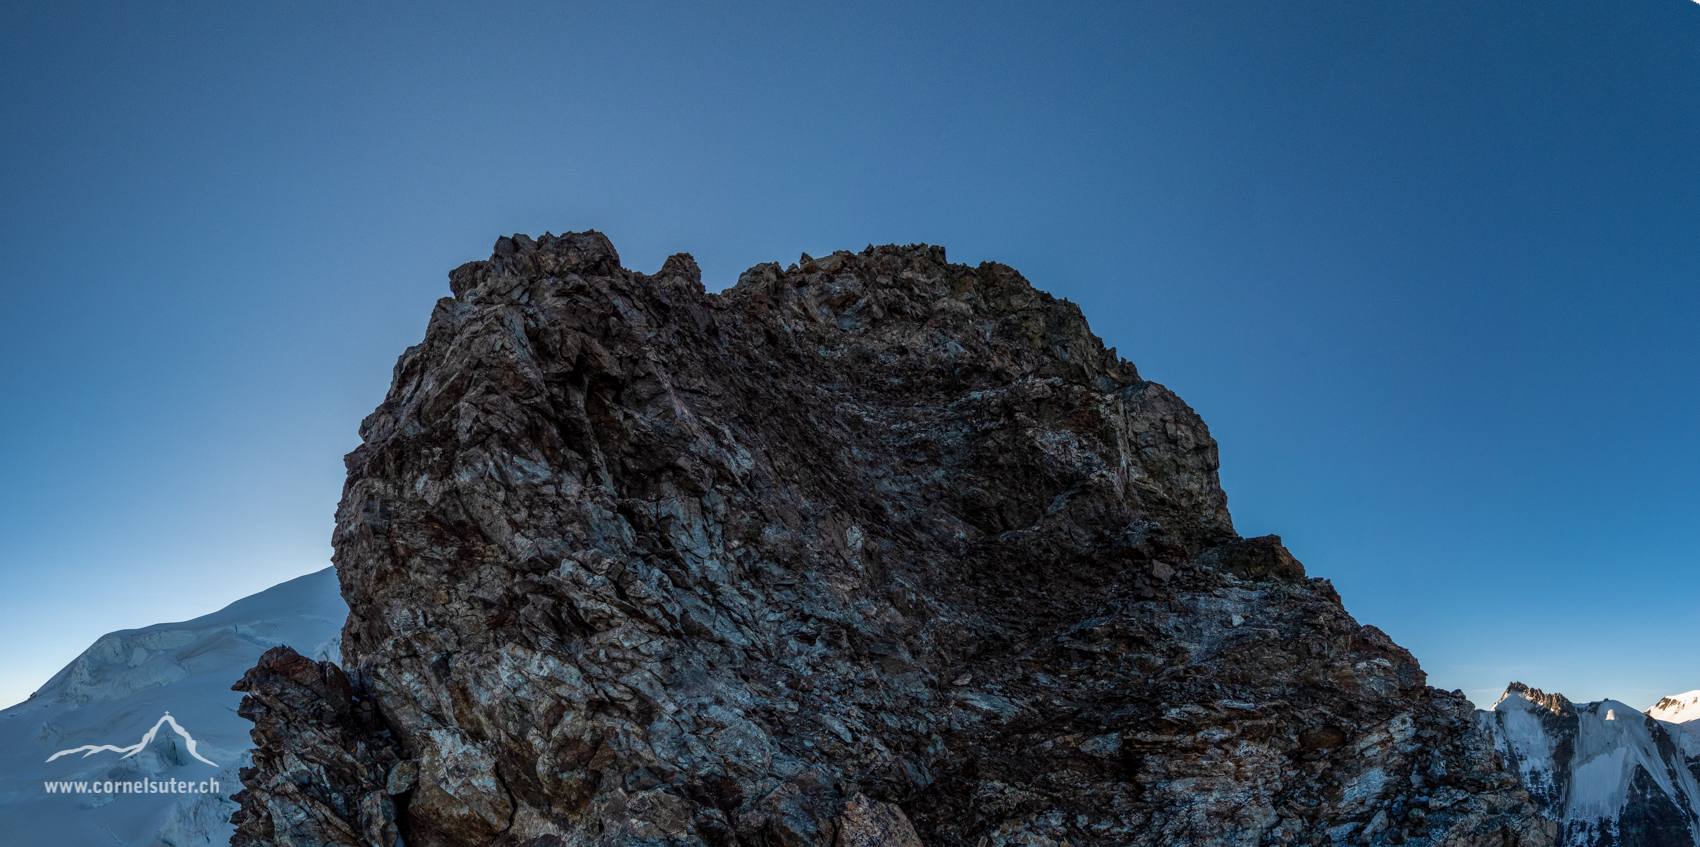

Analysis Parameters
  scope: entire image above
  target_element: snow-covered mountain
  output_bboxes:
[1479,682,1700,846]
[0,568,345,847]
[1650,691,1700,725]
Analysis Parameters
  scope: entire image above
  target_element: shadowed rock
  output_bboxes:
[231,232,1555,846]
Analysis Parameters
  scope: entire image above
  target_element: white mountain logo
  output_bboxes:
[46,712,218,766]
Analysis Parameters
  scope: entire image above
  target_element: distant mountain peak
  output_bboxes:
[1481,680,1700,846]
[1647,690,1700,724]
[1495,681,1575,717]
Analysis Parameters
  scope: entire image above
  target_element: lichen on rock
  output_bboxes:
[232,232,1555,846]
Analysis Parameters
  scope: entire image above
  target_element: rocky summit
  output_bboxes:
[229,232,1555,847]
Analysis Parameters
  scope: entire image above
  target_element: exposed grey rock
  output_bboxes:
[230,647,401,847]
[836,793,923,847]
[233,232,1556,846]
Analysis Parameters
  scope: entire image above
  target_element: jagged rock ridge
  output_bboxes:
[232,232,1554,846]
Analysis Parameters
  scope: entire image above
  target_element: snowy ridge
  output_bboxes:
[0,568,346,847]
[1478,683,1573,814]
[1478,682,1700,846]
[1650,692,1700,725]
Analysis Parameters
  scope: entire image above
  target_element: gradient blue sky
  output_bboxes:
[2,1,1697,711]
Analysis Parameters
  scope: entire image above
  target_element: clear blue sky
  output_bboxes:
[2,1,1697,711]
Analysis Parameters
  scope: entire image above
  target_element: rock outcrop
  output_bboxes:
[231,646,404,847]
[232,232,1555,846]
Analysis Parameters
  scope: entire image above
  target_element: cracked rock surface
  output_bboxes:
[233,232,1557,846]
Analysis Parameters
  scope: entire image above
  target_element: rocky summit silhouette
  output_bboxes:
[229,232,1554,847]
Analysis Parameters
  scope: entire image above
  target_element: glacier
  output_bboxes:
[0,568,345,847]
[1480,682,1700,846]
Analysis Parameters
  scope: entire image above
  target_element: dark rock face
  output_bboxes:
[231,646,404,847]
[233,233,1555,846]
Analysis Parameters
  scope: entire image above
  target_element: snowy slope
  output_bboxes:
[0,568,346,847]
[1649,692,1700,725]
[1479,682,1700,846]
